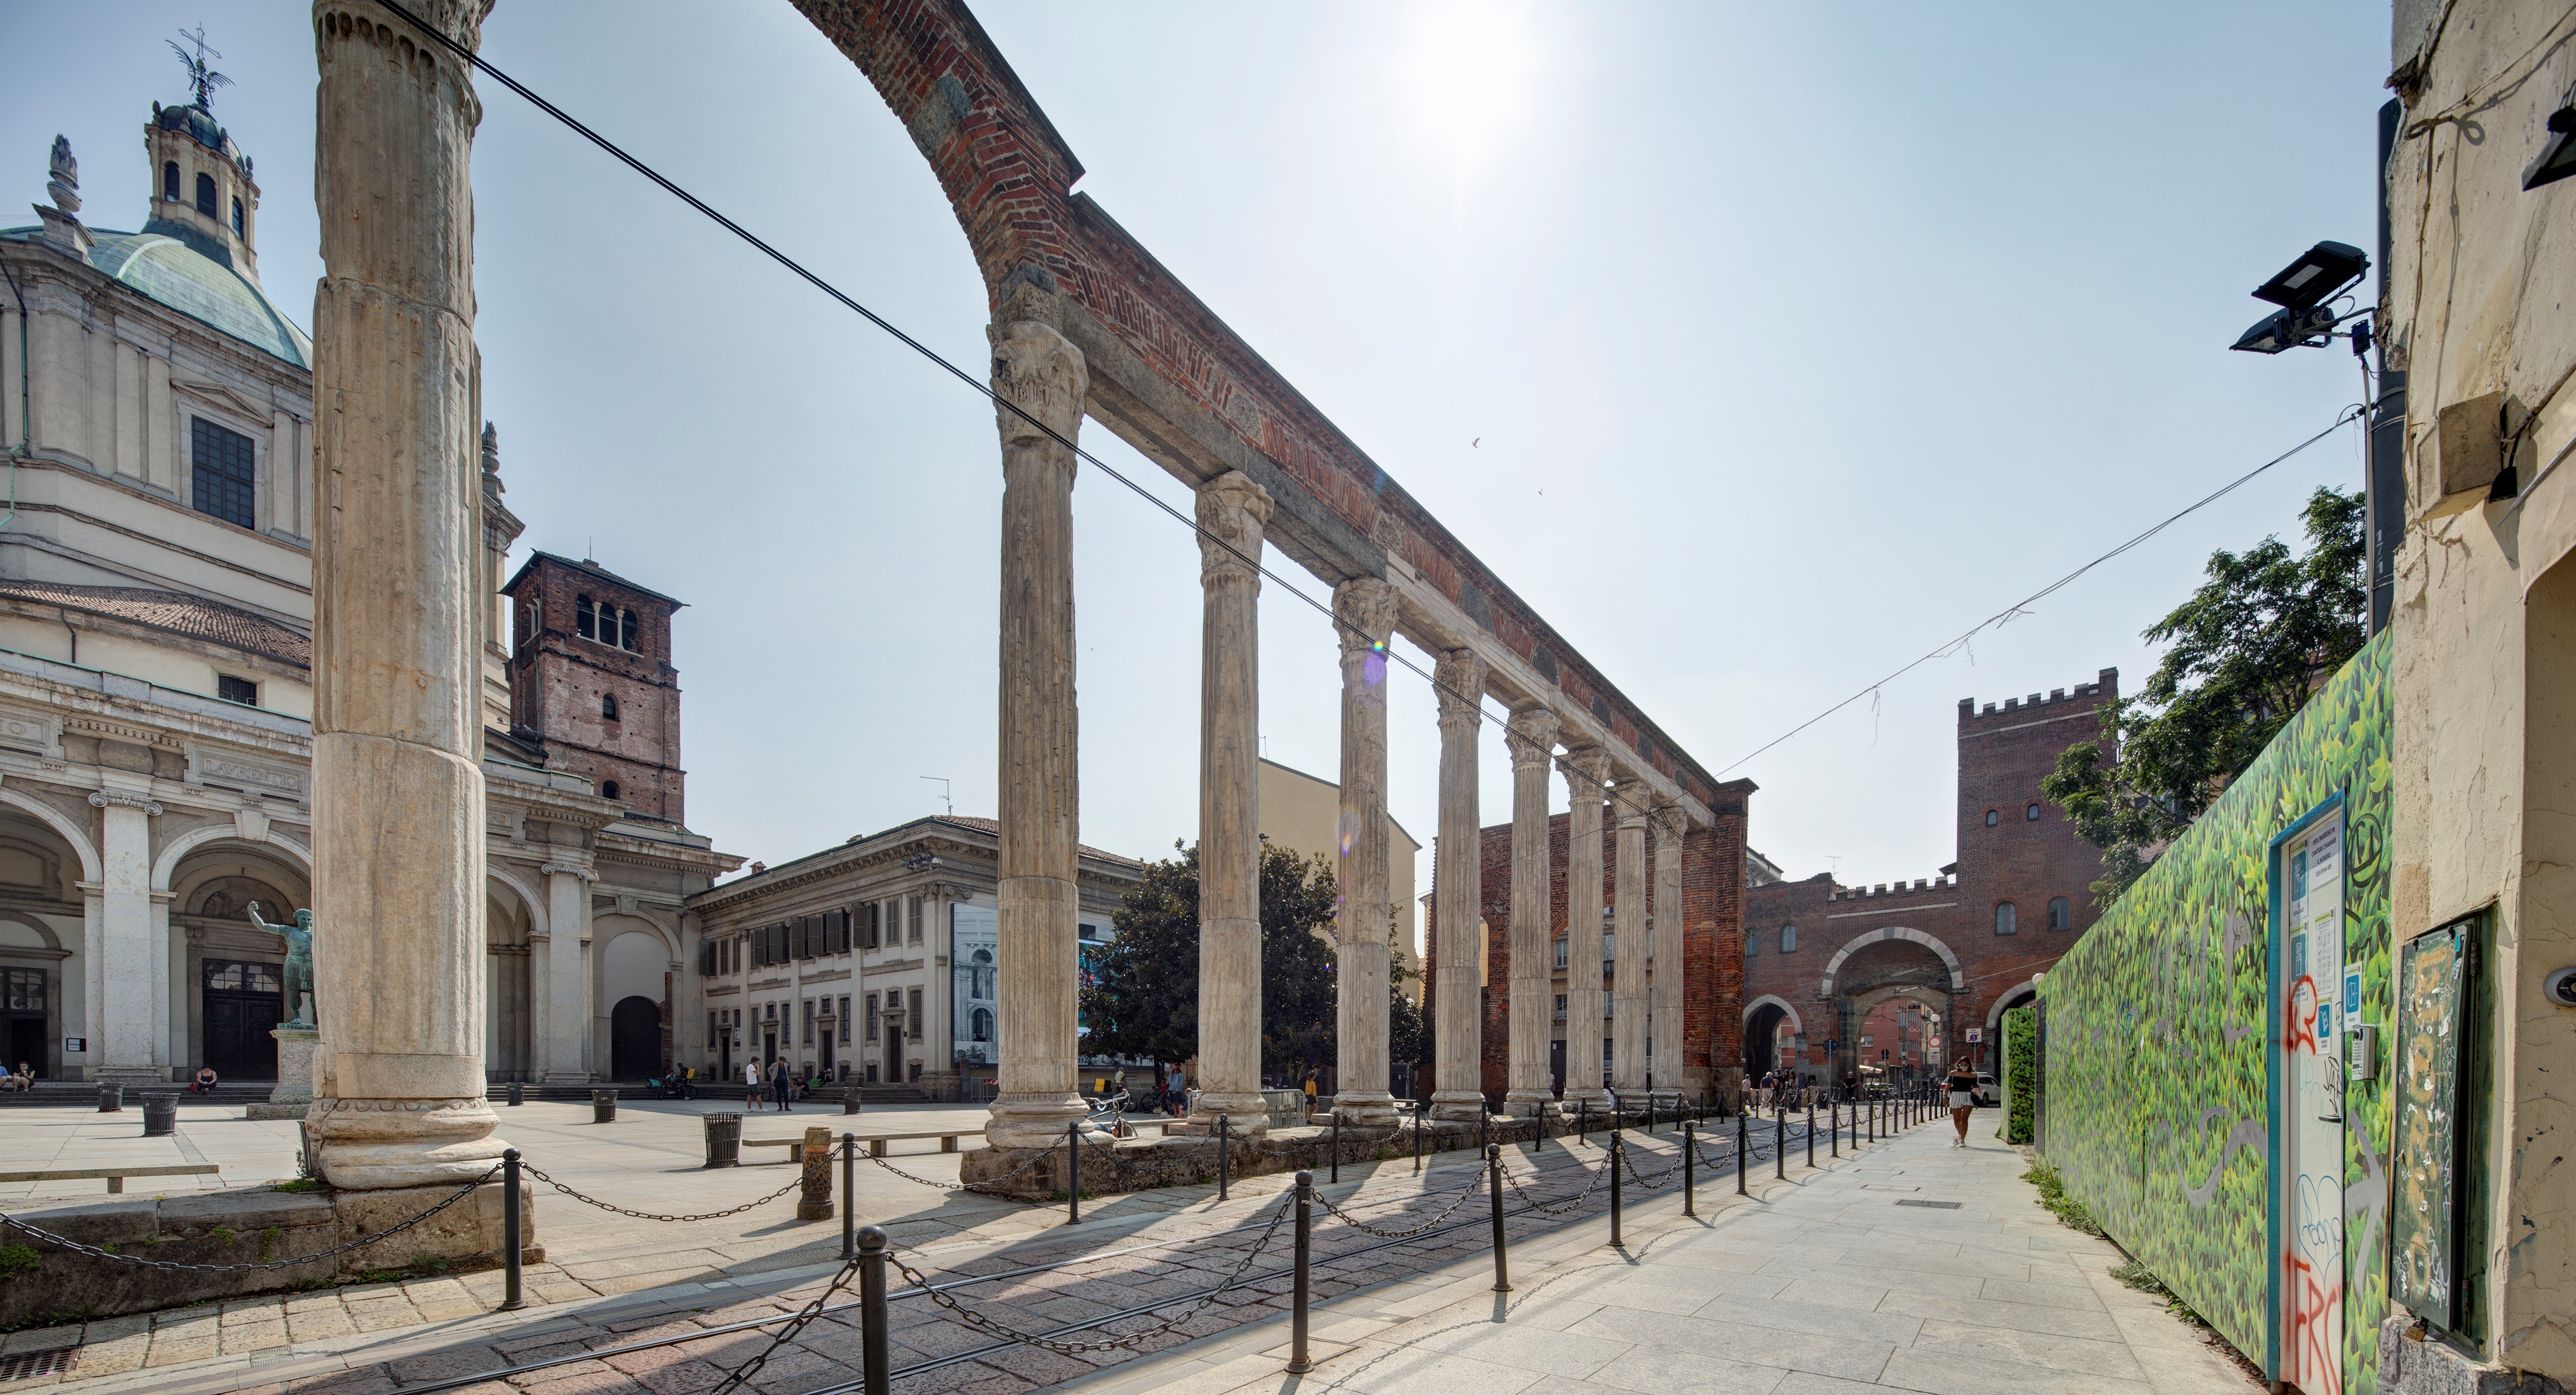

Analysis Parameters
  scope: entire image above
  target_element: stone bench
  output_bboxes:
[0,1164,221,1194]
[743,1131,964,1159]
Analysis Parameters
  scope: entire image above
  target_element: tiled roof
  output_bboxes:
[917,815,1142,867]
[0,581,310,668]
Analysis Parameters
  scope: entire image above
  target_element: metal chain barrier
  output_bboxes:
[0,1164,499,1274]
[1311,1168,1487,1239]
[884,1189,1298,1354]
[1075,1128,1222,1184]
[1500,1151,1612,1217]
[1618,1143,1680,1190]
[523,1159,817,1223]
[866,1145,1055,1196]
[707,1252,865,1395]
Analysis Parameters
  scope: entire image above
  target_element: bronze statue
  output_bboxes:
[248,901,315,1028]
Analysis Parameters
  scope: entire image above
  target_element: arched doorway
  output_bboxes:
[610,997,662,1081]
[1742,1000,1791,1078]
[169,843,311,1082]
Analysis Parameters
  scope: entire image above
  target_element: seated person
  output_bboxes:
[190,1065,219,1094]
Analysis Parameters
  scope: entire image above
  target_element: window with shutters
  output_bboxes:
[700,942,716,976]
[190,417,256,530]
[195,171,217,217]
[838,996,851,1044]
[163,161,180,201]
[864,903,880,949]
[908,988,924,1039]
[1553,992,1566,1022]
[865,993,880,1035]
[231,196,244,235]
[908,898,922,944]
[802,999,814,1046]
[1554,938,1567,970]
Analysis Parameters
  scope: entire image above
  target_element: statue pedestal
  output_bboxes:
[249,1026,320,1121]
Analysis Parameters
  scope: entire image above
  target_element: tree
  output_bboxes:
[1078,839,1342,1079]
[2043,486,2367,904]
[1387,914,1426,1087]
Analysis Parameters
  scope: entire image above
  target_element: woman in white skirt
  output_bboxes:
[1945,1059,1978,1147]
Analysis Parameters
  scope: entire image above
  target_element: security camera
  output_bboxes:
[2545,966,2576,1009]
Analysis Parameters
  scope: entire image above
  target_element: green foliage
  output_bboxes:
[2002,1006,2036,1145]
[2039,632,2391,1393]
[209,1226,237,1246]
[0,1244,38,1277]
[2045,487,2366,904]
[270,1178,323,1193]
[2111,1258,2211,1329]
[2021,1161,2105,1237]
[259,1226,280,1264]
[1080,839,1343,1077]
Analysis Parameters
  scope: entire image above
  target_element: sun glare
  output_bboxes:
[1387,1,1550,199]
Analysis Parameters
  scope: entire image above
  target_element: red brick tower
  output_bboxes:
[501,553,688,824]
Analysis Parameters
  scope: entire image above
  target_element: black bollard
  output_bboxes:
[501,1148,526,1311]
[1735,1110,1748,1195]
[1682,1119,1696,1218]
[1066,1120,1080,1224]
[1776,1107,1786,1180]
[1578,1098,1589,1146]
[841,1133,857,1260]
[1332,1107,1342,1186]
[1608,1129,1624,1249]
[1831,1100,1840,1158]
[1480,1111,1489,1158]
[1411,1108,1422,1173]
[857,1226,891,1395]
[1807,1099,1816,1168]
[1287,1170,1314,1374]
[1487,1144,1510,1292]
[1219,1113,1231,1200]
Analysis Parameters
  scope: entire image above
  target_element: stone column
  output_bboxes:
[539,864,590,1082]
[1332,578,1400,1127]
[308,0,504,1188]
[983,298,1092,1150]
[1610,776,1650,1099]
[1190,470,1275,1131]
[88,787,162,1083]
[1503,707,1560,1118]
[1558,745,1610,1111]
[1430,648,1490,1122]
[1650,806,1688,1101]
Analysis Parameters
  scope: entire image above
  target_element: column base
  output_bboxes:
[1429,1090,1487,1122]
[309,1095,507,1190]
[1333,1090,1398,1127]
[1561,1087,1611,1115]
[1501,1090,1562,1119]
[1189,1091,1272,1134]
[984,1089,1095,1149]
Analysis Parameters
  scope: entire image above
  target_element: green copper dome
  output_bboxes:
[6,225,311,369]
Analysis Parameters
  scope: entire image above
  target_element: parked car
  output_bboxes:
[1971,1072,2001,1107]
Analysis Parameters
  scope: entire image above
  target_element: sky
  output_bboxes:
[1,2,2394,925]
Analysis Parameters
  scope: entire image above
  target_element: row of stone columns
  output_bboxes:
[973,292,1695,1149]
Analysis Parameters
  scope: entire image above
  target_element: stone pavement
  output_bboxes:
[0,1105,1794,1394]
[1072,1117,2259,1395]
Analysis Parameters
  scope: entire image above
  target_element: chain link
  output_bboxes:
[868,1143,1055,1195]
[1501,1152,1612,1217]
[706,1252,863,1395]
[1312,1169,1486,1239]
[885,1189,1297,1354]
[522,1159,819,1223]
[0,1164,499,1274]
[1617,1143,1679,1190]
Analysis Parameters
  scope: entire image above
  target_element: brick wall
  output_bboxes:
[1741,670,2116,1078]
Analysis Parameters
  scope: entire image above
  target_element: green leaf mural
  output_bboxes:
[2038,630,2390,1393]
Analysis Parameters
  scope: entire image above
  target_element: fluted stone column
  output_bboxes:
[1503,707,1560,1118]
[983,301,1092,1150]
[1332,579,1400,1127]
[1650,808,1688,1100]
[1431,648,1490,1122]
[308,0,504,1187]
[1609,777,1650,1099]
[1559,745,1610,1111]
[1190,471,1274,1133]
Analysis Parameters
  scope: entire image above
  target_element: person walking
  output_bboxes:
[1946,1059,1977,1147]
[744,1059,763,1108]
[772,1057,795,1113]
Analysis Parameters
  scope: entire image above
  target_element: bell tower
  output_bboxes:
[143,26,262,277]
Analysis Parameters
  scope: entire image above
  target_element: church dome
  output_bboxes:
[85,228,309,367]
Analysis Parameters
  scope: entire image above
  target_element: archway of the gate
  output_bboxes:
[1819,928,1963,1087]
[1741,994,1804,1081]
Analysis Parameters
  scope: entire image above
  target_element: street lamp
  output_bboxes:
[2229,240,2370,355]
[2526,97,2576,191]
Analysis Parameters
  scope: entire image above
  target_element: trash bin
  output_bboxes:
[703,1112,742,1168]
[592,1089,618,1124]
[841,1087,862,1116]
[97,1084,123,1113]
[506,1081,524,1107]
[141,1091,179,1137]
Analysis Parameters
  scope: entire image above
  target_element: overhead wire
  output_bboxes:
[377,2,2366,817]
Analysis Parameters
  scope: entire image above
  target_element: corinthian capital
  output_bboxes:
[988,318,1088,453]
[1433,648,1488,726]
[1651,805,1691,845]
[1506,707,1561,771]
[1558,743,1610,802]
[1332,577,1399,657]
[1196,471,1274,580]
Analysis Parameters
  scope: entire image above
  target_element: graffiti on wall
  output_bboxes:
[2038,631,2390,1393]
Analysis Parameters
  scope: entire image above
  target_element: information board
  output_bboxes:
[2389,920,2467,1328]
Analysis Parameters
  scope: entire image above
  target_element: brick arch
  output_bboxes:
[1742,994,1804,1037]
[1819,926,1965,998]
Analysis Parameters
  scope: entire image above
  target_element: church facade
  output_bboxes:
[0,79,736,1084]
